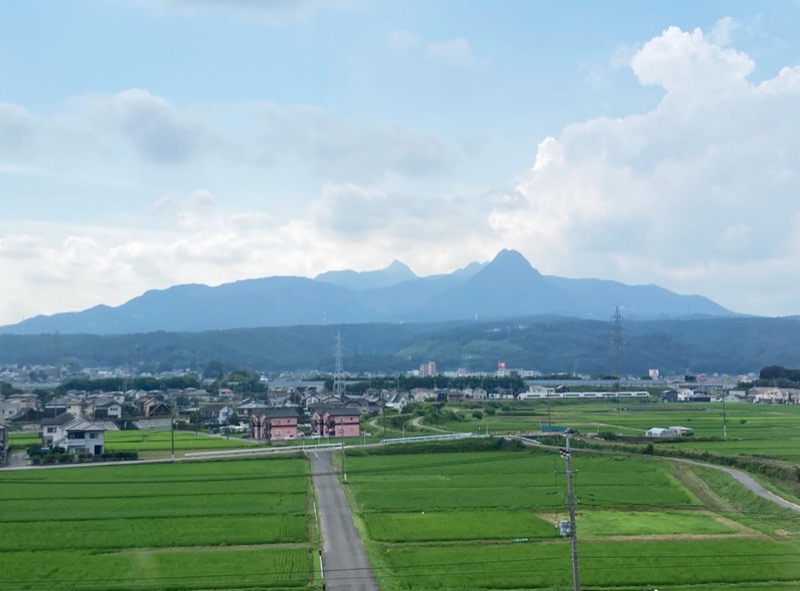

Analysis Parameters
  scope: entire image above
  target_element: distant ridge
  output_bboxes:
[0,249,734,335]
[315,260,417,290]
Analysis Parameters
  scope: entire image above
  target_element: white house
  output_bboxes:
[385,392,407,412]
[42,413,106,455]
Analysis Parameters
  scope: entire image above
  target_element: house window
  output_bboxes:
[47,427,56,433]
[275,430,281,435]
[89,433,99,439]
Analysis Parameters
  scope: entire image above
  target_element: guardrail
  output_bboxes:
[381,432,483,445]
[184,442,343,458]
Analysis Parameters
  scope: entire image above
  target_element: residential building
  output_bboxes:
[198,403,235,428]
[249,409,299,441]
[41,413,106,455]
[311,407,361,438]
[93,398,123,420]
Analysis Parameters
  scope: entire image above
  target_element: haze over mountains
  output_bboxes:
[0,250,733,336]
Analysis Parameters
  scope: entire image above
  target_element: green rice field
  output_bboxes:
[433,401,800,461]
[345,447,800,591]
[0,456,317,590]
[105,429,260,453]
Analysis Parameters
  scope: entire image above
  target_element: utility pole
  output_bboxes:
[170,395,175,461]
[560,435,581,591]
[611,307,624,416]
[721,390,728,439]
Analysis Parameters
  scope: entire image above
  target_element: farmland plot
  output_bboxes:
[345,446,800,591]
[0,456,316,590]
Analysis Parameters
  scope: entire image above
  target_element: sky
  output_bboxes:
[1,0,800,325]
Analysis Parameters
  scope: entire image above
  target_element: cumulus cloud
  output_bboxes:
[389,29,486,69]
[490,23,800,315]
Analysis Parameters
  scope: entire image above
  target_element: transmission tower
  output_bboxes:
[611,307,624,415]
[333,332,346,400]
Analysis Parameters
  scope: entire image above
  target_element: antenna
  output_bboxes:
[333,332,345,400]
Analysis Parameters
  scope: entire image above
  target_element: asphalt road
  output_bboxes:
[310,449,379,591]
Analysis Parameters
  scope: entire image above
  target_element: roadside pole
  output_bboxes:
[560,435,581,591]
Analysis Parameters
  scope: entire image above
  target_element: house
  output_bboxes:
[409,388,437,403]
[311,407,361,438]
[137,396,172,417]
[0,399,17,420]
[43,396,73,419]
[8,407,39,423]
[249,409,299,441]
[237,401,270,417]
[199,403,235,427]
[750,387,800,404]
[93,398,123,420]
[7,393,38,410]
[660,389,679,403]
[41,413,106,455]
[446,390,466,403]
[466,387,488,400]
[384,392,407,411]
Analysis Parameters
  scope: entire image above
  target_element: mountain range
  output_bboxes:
[0,249,733,336]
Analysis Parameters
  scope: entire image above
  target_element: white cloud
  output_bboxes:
[631,25,754,98]
[490,24,800,315]
[389,30,486,69]
[709,16,740,46]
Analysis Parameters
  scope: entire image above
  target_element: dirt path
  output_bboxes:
[670,458,800,513]
[410,416,450,433]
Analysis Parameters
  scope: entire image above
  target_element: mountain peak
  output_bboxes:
[386,260,413,273]
[486,249,540,275]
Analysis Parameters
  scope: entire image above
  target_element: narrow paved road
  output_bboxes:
[672,458,800,513]
[310,449,379,591]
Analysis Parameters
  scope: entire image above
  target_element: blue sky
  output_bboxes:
[1,0,799,323]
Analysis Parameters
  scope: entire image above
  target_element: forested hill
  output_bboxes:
[2,316,799,376]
